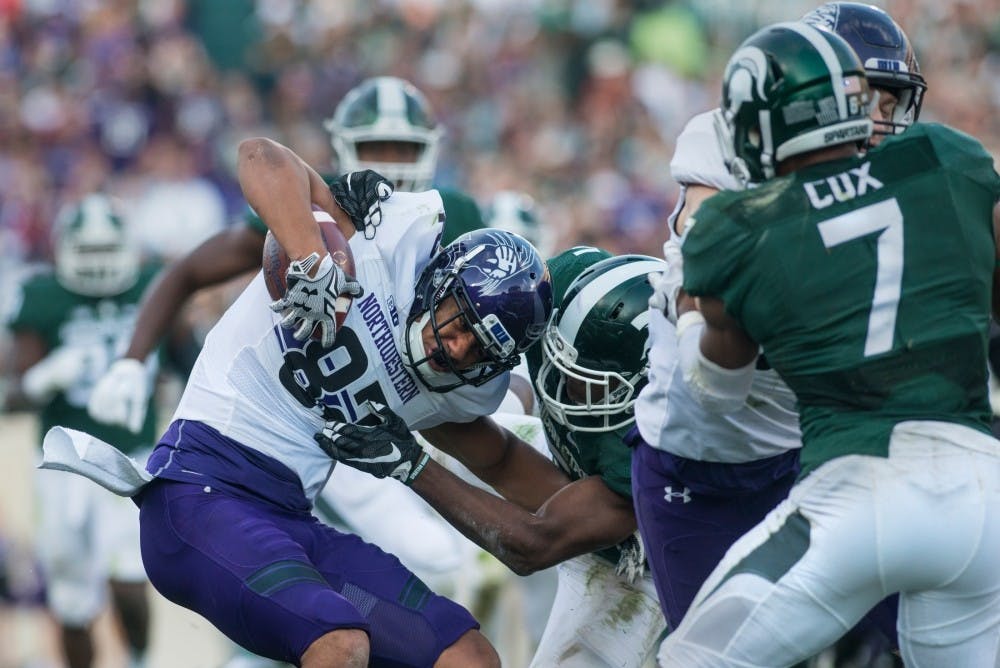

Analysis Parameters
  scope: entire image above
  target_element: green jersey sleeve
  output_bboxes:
[594,428,634,499]
[680,190,757,312]
[7,272,61,343]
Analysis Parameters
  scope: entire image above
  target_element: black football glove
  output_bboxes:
[328,170,394,240]
[315,401,430,485]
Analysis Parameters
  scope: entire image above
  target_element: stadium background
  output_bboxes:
[0,0,997,665]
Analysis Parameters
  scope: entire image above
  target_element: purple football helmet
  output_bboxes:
[803,2,926,138]
[405,229,553,392]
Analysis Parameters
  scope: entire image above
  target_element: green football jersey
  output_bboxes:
[683,123,1000,477]
[244,182,482,244]
[526,246,633,566]
[7,266,161,453]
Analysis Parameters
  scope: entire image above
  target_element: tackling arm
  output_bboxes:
[409,457,636,575]
[420,416,571,512]
[123,225,265,361]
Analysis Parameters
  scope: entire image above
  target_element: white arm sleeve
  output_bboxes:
[677,311,755,414]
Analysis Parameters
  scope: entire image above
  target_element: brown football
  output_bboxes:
[262,210,356,333]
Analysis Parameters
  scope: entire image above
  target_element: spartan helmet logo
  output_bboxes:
[725,46,770,118]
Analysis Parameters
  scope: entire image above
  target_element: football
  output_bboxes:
[262,210,356,333]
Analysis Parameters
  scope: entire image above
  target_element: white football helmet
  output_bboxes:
[325,76,443,192]
[483,191,552,256]
[54,194,140,296]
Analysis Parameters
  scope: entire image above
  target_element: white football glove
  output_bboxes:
[648,238,685,324]
[269,252,363,348]
[22,345,93,402]
[87,358,150,434]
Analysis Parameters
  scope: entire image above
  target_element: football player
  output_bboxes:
[52,136,558,667]
[86,76,493,624]
[4,194,156,668]
[89,76,482,436]
[658,22,1000,667]
[322,248,670,667]
[633,6,924,659]
[802,2,926,148]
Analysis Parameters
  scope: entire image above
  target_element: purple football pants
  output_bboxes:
[630,434,800,629]
[139,420,478,666]
[138,479,477,666]
[630,432,899,650]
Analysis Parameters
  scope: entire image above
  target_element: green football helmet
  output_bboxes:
[54,193,139,297]
[538,254,667,433]
[324,76,443,191]
[715,21,873,184]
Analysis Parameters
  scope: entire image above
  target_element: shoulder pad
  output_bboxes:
[671,111,740,192]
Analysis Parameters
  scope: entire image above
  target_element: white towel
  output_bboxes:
[40,427,153,497]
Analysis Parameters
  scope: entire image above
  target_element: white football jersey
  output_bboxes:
[635,310,799,462]
[667,110,740,242]
[173,191,508,499]
[636,111,800,462]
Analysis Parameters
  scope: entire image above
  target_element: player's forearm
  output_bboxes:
[469,432,572,512]
[410,459,563,575]
[123,267,189,361]
[4,332,47,409]
[236,138,331,262]
[123,229,264,361]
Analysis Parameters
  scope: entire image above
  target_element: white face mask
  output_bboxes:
[403,311,462,389]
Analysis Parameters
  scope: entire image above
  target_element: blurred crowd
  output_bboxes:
[0,0,998,281]
[0,1,998,664]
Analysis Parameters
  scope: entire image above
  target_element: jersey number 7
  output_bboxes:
[817,198,904,357]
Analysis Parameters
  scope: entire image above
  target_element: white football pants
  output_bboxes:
[532,552,665,667]
[36,461,146,626]
[658,421,1000,668]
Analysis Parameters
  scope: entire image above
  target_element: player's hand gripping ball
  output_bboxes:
[263,211,361,346]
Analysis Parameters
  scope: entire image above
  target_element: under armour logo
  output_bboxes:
[664,486,691,504]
